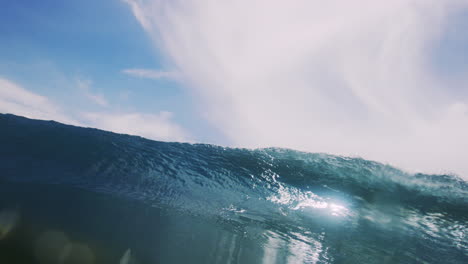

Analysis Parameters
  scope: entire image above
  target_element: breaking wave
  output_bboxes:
[0,114,466,263]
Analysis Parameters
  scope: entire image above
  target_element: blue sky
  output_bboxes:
[1,0,468,177]
[0,0,223,143]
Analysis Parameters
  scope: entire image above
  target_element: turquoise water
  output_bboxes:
[0,114,467,263]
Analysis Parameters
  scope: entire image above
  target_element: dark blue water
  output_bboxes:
[0,114,466,263]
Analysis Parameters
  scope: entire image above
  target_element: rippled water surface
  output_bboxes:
[0,114,467,263]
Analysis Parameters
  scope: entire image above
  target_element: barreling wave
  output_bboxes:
[0,114,466,264]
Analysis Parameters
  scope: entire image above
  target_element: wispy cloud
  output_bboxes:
[127,0,468,177]
[77,78,109,107]
[122,0,152,31]
[81,111,190,142]
[0,77,190,142]
[0,77,78,124]
[122,68,179,80]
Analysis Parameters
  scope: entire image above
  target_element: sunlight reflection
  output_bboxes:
[0,209,19,240]
[286,233,322,264]
[263,231,282,264]
[35,231,71,264]
[263,231,324,264]
[34,230,95,264]
[267,185,350,217]
[293,198,350,217]
[120,248,132,264]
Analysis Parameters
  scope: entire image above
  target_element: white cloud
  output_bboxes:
[122,68,179,80]
[127,0,468,177]
[81,111,189,142]
[77,78,109,107]
[122,0,152,31]
[0,77,78,124]
[0,77,190,142]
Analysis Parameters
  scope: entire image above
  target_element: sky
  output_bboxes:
[1,0,468,178]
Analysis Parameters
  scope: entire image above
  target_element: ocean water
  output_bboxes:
[0,113,466,264]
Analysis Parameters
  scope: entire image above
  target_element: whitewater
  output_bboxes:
[0,114,466,263]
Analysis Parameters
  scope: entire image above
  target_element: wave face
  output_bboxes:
[0,113,467,264]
